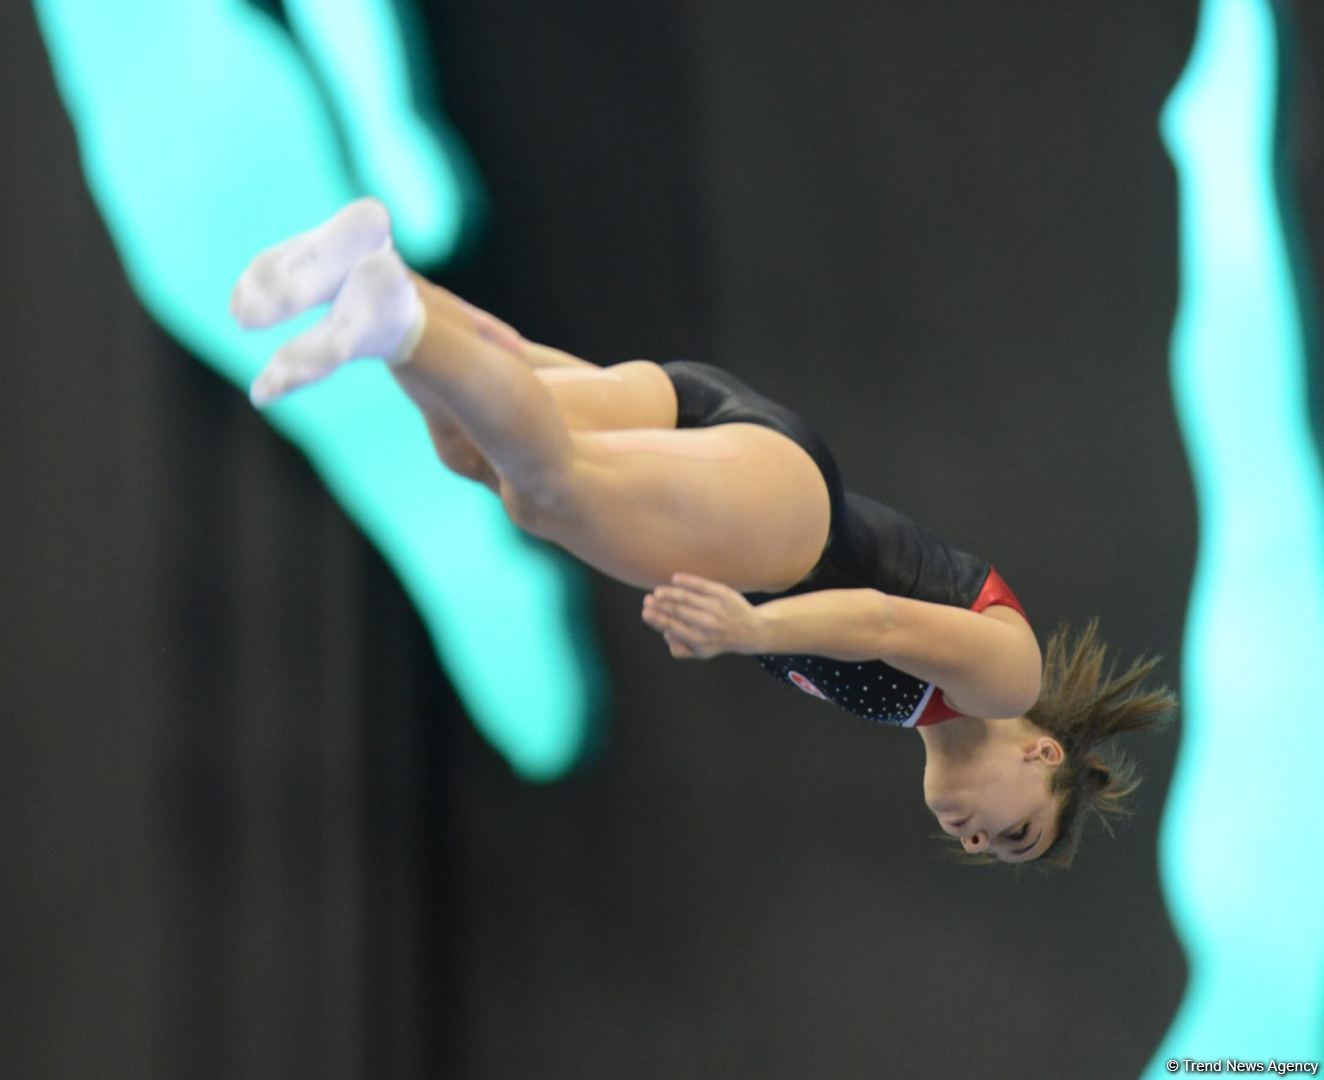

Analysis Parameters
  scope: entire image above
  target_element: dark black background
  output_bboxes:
[6,2,1321,1077]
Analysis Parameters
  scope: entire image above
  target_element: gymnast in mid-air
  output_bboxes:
[233,198,1176,867]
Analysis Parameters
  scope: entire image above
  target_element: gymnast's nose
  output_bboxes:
[962,830,989,853]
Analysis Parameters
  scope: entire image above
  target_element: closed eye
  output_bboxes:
[1008,824,1043,858]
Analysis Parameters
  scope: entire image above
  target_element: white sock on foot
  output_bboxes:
[250,248,424,406]
[231,198,394,329]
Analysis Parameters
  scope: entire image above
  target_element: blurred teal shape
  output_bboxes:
[282,0,470,262]
[32,0,604,780]
[1150,0,1324,1071]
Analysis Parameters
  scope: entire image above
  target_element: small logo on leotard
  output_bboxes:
[788,671,828,701]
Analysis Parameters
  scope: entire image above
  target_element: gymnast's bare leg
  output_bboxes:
[392,305,677,496]
[234,200,830,593]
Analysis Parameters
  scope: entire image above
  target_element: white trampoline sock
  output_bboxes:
[250,248,424,406]
[230,198,394,329]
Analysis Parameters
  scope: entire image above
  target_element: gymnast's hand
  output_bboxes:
[641,573,763,660]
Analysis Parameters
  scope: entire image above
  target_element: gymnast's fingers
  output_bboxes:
[644,597,720,641]
[647,596,718,632]
[670,573,739,601]
[665,632,699,659]
[643,604,717,656]
[643,602,700,637]
[653,585,722,616]
[640,599,673,634]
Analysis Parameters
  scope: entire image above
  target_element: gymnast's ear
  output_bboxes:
[1023,735,1064,766]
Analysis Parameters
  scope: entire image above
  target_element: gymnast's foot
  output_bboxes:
[249,248,424,405]
[230,197,393,329]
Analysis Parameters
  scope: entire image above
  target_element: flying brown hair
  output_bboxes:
[1026,618,1178,869]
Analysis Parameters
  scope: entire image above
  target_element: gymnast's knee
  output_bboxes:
[424,422,496,487]
[498,465,579,538]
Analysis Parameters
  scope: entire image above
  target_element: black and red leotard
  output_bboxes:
[663,361,1030,727]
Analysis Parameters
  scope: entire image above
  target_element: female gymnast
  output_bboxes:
[233,198,1176,867]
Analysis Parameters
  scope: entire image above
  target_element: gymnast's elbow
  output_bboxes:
[944,665,1041,724]
[874,592,1043,718]
[1005,664,1044,720]
[993,635,1044,719]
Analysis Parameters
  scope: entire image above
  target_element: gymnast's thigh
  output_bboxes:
[510,422,832,593]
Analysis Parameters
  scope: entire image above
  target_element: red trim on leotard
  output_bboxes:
[914,567,1028,726]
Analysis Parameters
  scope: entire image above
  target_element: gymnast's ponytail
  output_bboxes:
[1023,618,1177,870]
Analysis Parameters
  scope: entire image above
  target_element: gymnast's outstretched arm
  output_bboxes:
[643,575,1042,720]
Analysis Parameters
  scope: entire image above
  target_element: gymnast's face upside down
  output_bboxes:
[919,715,1064,863]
